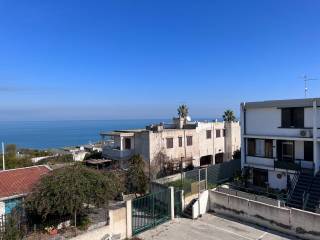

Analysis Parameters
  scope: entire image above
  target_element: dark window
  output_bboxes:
[253,168,268,188]
[166,138,173,149]
[277,141,294,161]
[206,130,212,139]
[178,137,183,147]
[223,129,226,137]
[124,138,131,150]
[216,129,221,138]
[265,140,273,158]
[247,138,256,156]
[304,141,314,161]
[187,136,193,146]
[281,108,304,128]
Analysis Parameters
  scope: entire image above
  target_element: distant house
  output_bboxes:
[0,165,51,216]
[101,117,241,169]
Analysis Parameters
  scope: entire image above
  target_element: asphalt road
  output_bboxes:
[138,213,298,240]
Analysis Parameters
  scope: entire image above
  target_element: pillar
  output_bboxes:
[126,200,132,238]
[170,187,175,220]
[313,100,318,175]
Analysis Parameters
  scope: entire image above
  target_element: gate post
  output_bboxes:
[170,187,175,220]
[126,199,132,238]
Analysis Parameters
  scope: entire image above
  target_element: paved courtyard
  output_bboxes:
[138,213,298,240]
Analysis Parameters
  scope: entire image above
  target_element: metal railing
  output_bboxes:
[287,170,300,203]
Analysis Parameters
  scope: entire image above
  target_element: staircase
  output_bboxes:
[305,172,320,212]
[287,170,314,209]
[182,198,197,218]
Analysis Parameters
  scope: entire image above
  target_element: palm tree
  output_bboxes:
[223,109,236,122]
[177,104,189,118]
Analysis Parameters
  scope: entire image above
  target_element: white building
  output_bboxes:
[240,98,320,190]
[101,117,240,169]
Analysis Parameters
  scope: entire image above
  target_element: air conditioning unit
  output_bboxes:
[300,130,313,138]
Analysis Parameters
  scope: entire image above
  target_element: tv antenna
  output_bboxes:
[302,75,318,98]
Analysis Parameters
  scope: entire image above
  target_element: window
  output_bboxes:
[247,138,273,158]
[216,129,221,138]
[282,141,294,161]
[187,136,193,146]
[281,108,304,128]
[206,130,212,139]
[265,140,273,158]
[166,138,173,149]
[247,138,256,156]
[223,129,226,137]
[178,137,183,147]
[124,138,131,150]
[255,139,265,157]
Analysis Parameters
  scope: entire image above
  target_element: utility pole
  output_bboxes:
[302,75,318,98]
[2,142,5,171]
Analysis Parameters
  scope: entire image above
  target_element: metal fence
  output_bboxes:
[181,159,241,195]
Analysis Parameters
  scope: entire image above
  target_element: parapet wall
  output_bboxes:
[210,190,320,240]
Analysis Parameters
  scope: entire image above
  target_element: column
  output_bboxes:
[170,187,175,220]
[240,103,246,167]
[313,100,318,175]
[126,200,132,238]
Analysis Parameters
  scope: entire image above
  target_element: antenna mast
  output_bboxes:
[302,75,318,98]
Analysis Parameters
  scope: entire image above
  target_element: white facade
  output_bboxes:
[241,98,320,190]
[101,118,241,168]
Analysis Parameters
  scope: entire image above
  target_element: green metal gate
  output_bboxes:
[174,190,182,217]
[132,189,171,235]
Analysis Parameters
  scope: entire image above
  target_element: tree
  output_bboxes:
[233,149,241,160]
[126,155,148,195]
[25,164,119,227]
[177,104,189,118]
[223,109,236,122]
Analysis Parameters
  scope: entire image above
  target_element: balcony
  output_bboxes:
[245,156,274,169]
[102,146,134,160]
[274,160,300,171]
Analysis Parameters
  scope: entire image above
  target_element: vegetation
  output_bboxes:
[222,109,236,122]
[126,155,148,195]
[0,144,33,170]
[233,149,241,160]
[1,210,23,240]
[25,164,122,227]
[177,104,189,118]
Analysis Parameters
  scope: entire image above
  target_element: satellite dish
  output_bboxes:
[186,116,191,122]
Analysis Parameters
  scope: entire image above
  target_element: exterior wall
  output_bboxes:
[268,170,287,190]
[0,201,4,216]
[225,122,241,160]
[210,190,320,240]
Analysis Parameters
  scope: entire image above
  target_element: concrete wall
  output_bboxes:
[192,190,209,219]
[209,190,320,240]
[71,204,129,240]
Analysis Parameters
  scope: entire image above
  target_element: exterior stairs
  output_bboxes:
[305,172,320,212]
[287,170,314,209]
[182,198,197,218]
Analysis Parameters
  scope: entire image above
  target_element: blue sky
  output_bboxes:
[1,0,320,121]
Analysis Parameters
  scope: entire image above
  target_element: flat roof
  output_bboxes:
[243,98,320,109]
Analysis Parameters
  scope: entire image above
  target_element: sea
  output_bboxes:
[0,119,169,150]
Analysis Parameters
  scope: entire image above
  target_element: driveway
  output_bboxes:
[138,213,298,240]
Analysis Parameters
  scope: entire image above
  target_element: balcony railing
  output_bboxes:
[274,160,301,171]
[102,146,134,160]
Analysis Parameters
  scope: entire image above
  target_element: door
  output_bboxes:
[253,168,268,188]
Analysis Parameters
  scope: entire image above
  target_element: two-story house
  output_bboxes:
[240,98,320,190]
[101,117,241,170]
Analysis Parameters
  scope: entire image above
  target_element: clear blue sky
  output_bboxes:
[1,0,320,121]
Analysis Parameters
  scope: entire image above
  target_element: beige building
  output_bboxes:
[101,117,240,169]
